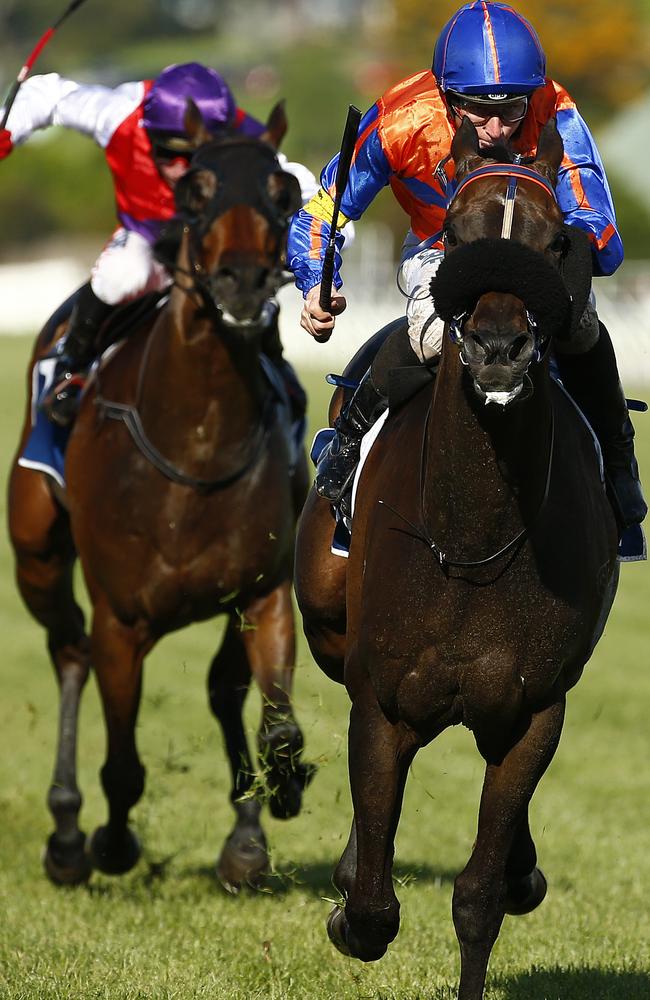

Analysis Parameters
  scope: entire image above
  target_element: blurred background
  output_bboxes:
[1,0,650,374]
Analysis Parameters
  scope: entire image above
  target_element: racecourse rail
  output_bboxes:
[2,247,649,382]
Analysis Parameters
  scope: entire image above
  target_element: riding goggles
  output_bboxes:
[446,93,529,126]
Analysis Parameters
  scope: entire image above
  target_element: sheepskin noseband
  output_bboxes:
[430,238,572,344]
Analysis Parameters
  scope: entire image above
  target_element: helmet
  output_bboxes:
[433,2,546,97]
[142,62,236,136]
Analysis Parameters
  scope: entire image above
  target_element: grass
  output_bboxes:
[0,334,649,999]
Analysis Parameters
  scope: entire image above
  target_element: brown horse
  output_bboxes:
[8,104,313,891]
[294,118,620,998]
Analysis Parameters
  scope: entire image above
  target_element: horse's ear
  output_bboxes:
[184,98,212,149]
[451,116,482,178]
[534,118,564,185]
[267,170,302,219]
[175,168,217,217]
[260,100,287,150]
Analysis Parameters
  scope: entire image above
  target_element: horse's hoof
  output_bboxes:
[88,825,141,875]
[327,906,353,956]
[216,831,269,894]
[42,831,93,886]
[505,866,547,915]
[268,761,317,821]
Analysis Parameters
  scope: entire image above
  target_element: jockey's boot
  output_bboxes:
[261,306,307,423]
[556,321,647,530]
[315,369,388,518]
[42,283,113,427]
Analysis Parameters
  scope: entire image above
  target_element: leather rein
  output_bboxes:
[94,142,290,493]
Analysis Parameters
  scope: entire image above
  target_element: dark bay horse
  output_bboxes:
[295,119,619,998]
[8,104,313,891]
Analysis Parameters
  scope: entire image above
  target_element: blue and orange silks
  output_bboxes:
[287,69,623,295]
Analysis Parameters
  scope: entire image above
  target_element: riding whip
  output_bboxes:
[1,0,92,129]
[319,103,362,312]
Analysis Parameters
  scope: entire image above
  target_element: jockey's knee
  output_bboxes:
[555,292,600,356]
[91,231,164,305]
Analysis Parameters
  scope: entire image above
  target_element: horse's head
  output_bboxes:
[432,118,571,404]
[173,100,302,327]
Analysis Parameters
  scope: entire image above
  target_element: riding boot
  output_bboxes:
[261,303,307,422]
[555,321,647,530]
[42,283,113,427]
[315,369,388,517]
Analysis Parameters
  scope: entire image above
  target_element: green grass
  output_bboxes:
[0,334,649,999]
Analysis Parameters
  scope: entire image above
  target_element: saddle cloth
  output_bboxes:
[20,350,305,489]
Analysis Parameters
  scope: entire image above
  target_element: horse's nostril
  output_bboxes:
[508,335,530,361]
[471,333,486,351]
[256,269,270,290]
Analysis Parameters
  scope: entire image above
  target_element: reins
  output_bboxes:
[92,139,292,494]
[379,394,555,576]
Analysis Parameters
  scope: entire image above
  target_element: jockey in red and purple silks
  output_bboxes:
[0,62,318,423]
[288,1,644,532]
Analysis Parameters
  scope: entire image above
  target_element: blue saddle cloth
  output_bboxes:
[19,357,70,487]
[20,352,305,489]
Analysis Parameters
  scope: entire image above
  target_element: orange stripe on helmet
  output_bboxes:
[482,1,502,84]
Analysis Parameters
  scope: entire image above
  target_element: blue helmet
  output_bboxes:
[143,62,236,136]
[433,2,546,97]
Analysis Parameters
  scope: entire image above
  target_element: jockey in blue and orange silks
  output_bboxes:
[0,62,320,425]
[288,1,646,529]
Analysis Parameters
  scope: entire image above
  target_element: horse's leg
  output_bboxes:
[328,682,418,962]
[294,488,347,684]
[240,580,314,820]
[208,616,269,892]
[8,465,92,884]
[86,604,147,875]
[453,698,566,1000]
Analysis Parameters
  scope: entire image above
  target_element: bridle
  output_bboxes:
[444,162,559,367]
[379,161,559,572]
[171,139,295,328]
[94,139,292,492]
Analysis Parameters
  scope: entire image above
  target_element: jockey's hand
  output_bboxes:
[301,283,347,343]
[0,129,13,161]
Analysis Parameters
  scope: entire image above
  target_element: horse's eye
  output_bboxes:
[444,226,458,248]
[548,232,567,254]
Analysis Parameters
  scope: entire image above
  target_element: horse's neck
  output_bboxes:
[423,347,551,543]
[138,293,265,457]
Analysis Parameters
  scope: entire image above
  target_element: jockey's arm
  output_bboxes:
[287,103,393,336]
[2,73,144,149]
[555,104,623,277]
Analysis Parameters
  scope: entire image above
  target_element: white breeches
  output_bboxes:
[398,247,446,362]
[90,228,172,306]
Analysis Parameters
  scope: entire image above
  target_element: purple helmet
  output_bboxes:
[433,2,546,97]
[142,62,236,135]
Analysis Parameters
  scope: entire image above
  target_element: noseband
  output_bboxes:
[445,162,559,368]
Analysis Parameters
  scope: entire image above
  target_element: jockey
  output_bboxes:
[288,0,646,530]
[0,62,320,425]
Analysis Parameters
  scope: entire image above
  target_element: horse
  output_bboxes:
[294,117,620,999]
[8,101,314,892]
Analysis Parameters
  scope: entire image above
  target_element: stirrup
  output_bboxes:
[41,373,87,428]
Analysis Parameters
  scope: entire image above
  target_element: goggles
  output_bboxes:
[148,131,194,163]
[447,94,529,126]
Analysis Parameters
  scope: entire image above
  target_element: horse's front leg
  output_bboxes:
[8,464,92,884]
[453,698,565,1000]
[86,604,148,875]
[329,681,419,962]
[208,616,268,893]
[241,580,314,820]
